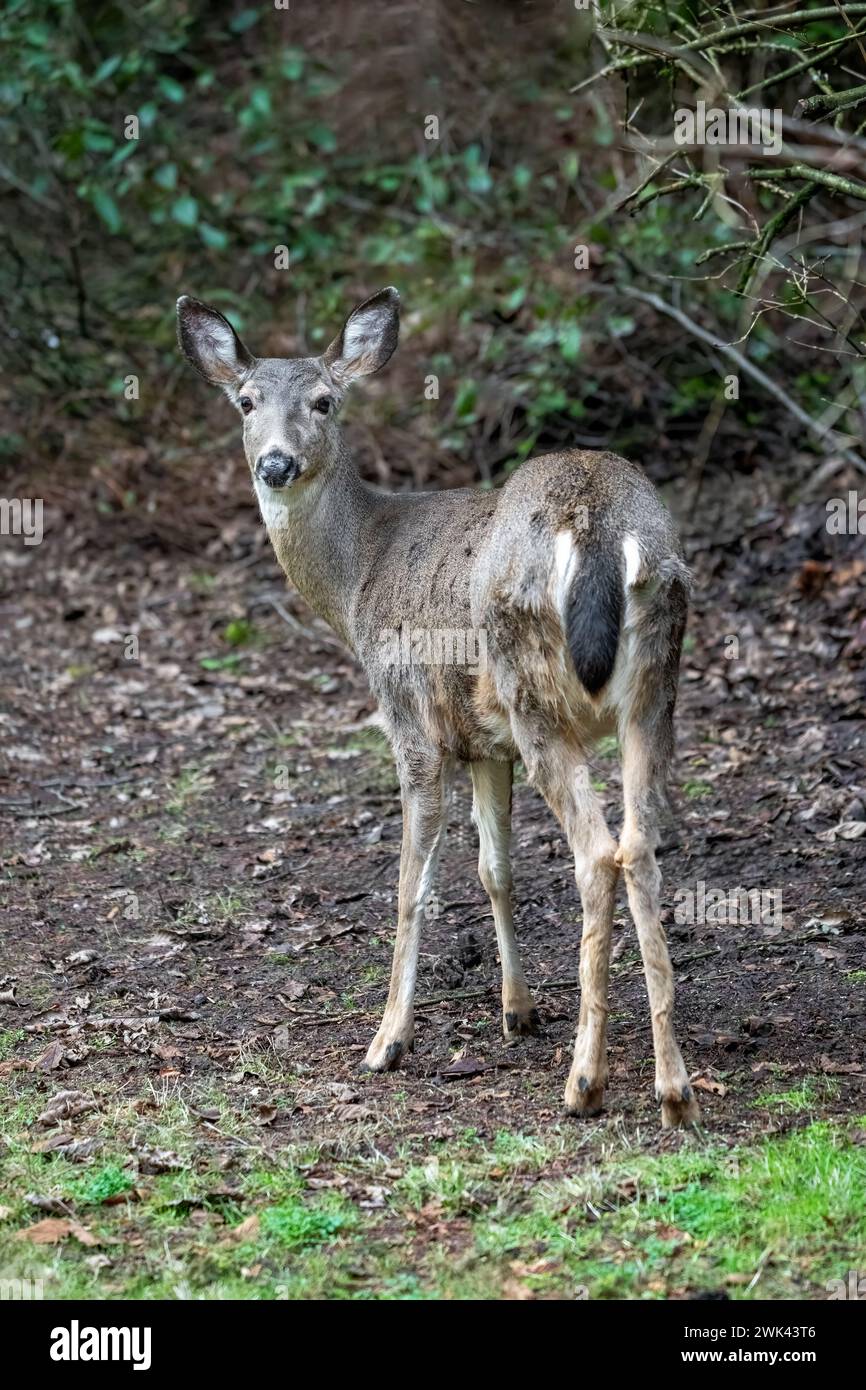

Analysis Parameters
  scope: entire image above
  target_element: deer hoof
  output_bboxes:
[362,1032,413,1073]
[564,1071,607,1118]
[503,1006,542,1041]
[657,1083,701,1129]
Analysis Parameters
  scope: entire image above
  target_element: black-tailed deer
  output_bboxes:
[177,287,699,1128]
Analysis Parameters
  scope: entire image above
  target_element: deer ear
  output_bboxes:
[324,287,400,383]
[176,296,255,389]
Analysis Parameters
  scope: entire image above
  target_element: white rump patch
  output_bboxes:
[622,533,643,587]
[552,530,578,618]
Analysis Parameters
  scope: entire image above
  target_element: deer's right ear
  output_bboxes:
[176,296,255,390]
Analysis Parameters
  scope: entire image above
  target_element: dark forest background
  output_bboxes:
[2,0,865,532]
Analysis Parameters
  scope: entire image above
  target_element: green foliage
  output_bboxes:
[258,1197,351,1249]
[2,0,860,483]
[71,1163,134,1205]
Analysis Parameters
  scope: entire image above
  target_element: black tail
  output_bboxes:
[565,537,623,696]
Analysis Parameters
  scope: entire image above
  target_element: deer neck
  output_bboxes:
[256,449,378,647]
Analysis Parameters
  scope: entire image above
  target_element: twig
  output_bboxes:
[738,23,866,101]
[752,164,866,202]
[737,180,819,296]
[680,7,866,52]
[610,285,866,476]
[797,82,866,118]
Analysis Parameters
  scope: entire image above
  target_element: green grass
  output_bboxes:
[0,1064,862,1301]
[464,1121,865,1299]
[71,1163,134,1206]
[752,1077,840,1114]
[682,779,713,800]
[165,766,215,816]
[257,1196,352,1249]
[0,1029,25,1061]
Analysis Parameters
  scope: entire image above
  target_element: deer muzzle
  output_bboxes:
[255,449,299,488]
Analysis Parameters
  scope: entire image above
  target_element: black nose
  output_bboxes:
[255,450,298,488]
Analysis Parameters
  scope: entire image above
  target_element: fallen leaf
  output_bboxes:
[35,1041,66,1071]
[819,1055,864,1075]
[223,1214,260,1244]
[14,1217,101,1246]
[37,1090,98,1127]
[692,1074,728,1097]
[439,1055,488,1079]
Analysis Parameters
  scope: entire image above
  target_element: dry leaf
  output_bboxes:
[35,1041,66,1071]
[37,1090,98,1127]
[692,1074,728,1097]
[819,1055,863,1075]
[224,1214,260,1244]
[333,1102,376,1122]
[14,1217,101,1246]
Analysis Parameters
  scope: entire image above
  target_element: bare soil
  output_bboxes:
[1,453,865,1150]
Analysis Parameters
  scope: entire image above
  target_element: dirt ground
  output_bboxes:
[1,447,864,1298]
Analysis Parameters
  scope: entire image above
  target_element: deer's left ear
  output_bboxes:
[324,287,400,383]
[176,296,255,389]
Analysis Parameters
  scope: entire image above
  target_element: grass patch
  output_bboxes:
[258,1196,351,1249]
[462,1120,865,1299]
[682,779,713,800]
[0,1064,861,1301]
[0,1029,25,1061]
[70,1163,134,1206]
[752,1077,840,1114]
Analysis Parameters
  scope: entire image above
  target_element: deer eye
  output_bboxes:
[313,396,331,415]
[239,395,254,414]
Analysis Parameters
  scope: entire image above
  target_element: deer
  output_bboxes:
[177,286,700,1128]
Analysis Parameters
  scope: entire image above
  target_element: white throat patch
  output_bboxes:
[254,478,288,532]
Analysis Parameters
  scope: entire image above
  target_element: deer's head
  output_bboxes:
[177,288,400,491]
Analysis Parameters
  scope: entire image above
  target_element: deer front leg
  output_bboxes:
[363,752,446,1072]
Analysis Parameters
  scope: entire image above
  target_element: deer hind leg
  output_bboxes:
[363,748,447,1072]
[470,759,539,1040]
[618,709,699,1128]
[520,734,619,1116]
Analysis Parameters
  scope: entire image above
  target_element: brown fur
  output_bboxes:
[177,288,699,1128]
